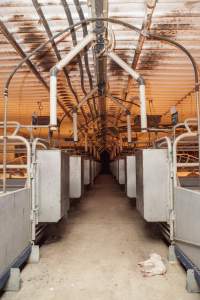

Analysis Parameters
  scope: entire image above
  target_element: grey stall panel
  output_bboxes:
[113,159,119,181]
[0,188,31,278]
[69,156,83,199]
[125,156,136,198]
[175,187,200,269]
[84,159,91,185]
[0,178,26,191]
[136,149,169,222]
[91,160,94,185]
[118,158,125,185]
[37,150,69,223]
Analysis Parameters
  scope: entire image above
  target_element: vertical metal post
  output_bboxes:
[127,113,132,143]
[119,133,123,152]
[85,133,88,152]
[3,91,8,193]
[195,87,200,173]
[73,109,78,142]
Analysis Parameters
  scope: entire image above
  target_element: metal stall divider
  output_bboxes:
[0,135,32,290]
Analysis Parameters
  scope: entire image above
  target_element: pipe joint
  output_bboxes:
[50,66,58,76]
[73,107,78,113]
[141,29,150,38]
[141,127,147,132]
[3,88,8,97]
[195,83,200,92]
[137,76,145,85]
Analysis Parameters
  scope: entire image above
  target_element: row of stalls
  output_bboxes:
[110,118,200,292]
[0,133,100,290]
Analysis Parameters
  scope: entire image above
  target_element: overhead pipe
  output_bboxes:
[50,33,96,129]
[72,87,98,142]
[4,17,199,133]
[107,51,147,132]
[76,86,98,110]
[107,93,129,112]
[107,93,132,143]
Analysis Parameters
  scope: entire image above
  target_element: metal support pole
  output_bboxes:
[127,113,132,144]
[73,109,78,142]
[3,91,8,193]
[119,133,123,152]
[195,88,200,173]
[85,133,88,152]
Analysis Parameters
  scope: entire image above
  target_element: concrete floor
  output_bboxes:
[2,175,199,300]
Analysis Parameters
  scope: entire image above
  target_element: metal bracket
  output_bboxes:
[168,245,178,263]
[141,29,150,38]
[28,245,40,264]
[186,269,200,293]
[4,268,21,292]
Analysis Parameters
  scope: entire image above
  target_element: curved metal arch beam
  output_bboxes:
[6,17,198,133]
[4,17,198,97]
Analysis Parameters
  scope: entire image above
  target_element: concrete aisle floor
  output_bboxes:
[2,175,199,300]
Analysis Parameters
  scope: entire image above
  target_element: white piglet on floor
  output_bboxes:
[138,253,167,277]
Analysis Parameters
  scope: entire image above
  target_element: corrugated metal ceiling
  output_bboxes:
[0,0,200,149]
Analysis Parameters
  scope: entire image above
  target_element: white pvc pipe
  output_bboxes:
[77,86,98,110]
[107,51,147,132]
[127,114,132,143]
[50,74,57,129]
[73,111,78,142]
[139,84,147,131]
[108,51,140,80]
[50,33,96,129]
[56,33,95,71]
